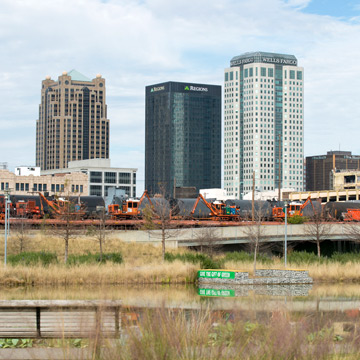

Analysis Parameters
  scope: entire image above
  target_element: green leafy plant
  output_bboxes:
[67,252,123,265]
[288,215,307,224]
[165,252,223,269]
[7,252,58,266]
[0,338,33,348]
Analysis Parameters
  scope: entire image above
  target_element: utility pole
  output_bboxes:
[252,170,255,222]
[4,189,11,266]
[278,134,281,201]
[284,201,288,268]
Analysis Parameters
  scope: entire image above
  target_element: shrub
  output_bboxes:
[7,252,58,266]
[287,251,325,265]
[224,251,272,264]
[67,252,123,266]
[164,252,223,269]
[330,252,360,264]
[287,215,307,224]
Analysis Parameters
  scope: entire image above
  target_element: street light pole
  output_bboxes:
[284,201,288,268]
[4,193,9,266]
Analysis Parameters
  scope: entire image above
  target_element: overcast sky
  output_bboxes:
[1,0,360,194]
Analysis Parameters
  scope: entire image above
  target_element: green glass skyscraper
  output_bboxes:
[145,81,221,197]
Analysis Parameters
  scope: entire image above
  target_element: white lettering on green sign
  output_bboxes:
[198,288,235,297]
[198,270,235,279]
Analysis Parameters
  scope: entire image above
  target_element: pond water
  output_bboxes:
[1,283,360,311]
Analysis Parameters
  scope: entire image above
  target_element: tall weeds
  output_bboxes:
[99,307,360,359]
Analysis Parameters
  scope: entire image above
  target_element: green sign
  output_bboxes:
[198,270,236,279]
[198,288,235,297]
[184,86,190,90]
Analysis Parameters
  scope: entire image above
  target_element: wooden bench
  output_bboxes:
[0,300,122,338]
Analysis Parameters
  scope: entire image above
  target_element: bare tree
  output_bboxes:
[304,213,332,258]
[87,207,107,262]
[142,187,181,262]
[244,202,268,274]
[195,227,222,257]
[11,216,31,254]
[48,181,83,263]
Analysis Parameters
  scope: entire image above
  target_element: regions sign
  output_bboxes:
[150,86,165,92]
[184,85,208,92]
[198,270,236,279]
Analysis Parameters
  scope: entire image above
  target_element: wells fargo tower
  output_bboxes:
[36,70,109,170]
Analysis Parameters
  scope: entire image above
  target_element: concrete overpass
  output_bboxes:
[114,222,356,248]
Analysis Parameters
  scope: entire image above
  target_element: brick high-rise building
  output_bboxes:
[36,70,109,170]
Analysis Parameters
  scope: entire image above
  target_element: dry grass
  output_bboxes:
[100,307,360,359]
[0,261,197,286]
[2,232,360,284]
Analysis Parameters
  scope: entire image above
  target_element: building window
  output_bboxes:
[21,183,24,191]
[25,183,29,192]
[51,184,55,192]
[119,172,131,184]
[43,184,47,191]
[290,70,295,79]
[90,171,102,183]
[105,172,116,184]
[33,184,37,191]
[261,67,266,76]
[80,185,83,193]
[249,68,253,77]
[268,68,274,77]
[90,185,102,196]
[297,71,302,80]
[225,73,228,81]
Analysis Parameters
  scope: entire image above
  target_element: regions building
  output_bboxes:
[306,151,360,191]
[224,51,304,199]
[36,70,110,171]
[145,81,221,197]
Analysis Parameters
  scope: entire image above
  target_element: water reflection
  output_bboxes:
[199,284,313,297]
[0,283,360,308]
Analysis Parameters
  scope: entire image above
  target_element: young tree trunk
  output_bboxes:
[317,240,321,258]
[65,236,68,263]
[253,241,258,275]
[161,221,166,262]
[99,234,103,263]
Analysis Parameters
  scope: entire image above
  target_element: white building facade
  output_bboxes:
[224,51,304,199]
[41,158,136,198]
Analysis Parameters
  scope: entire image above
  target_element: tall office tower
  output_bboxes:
[36,70,109,170]
[224,51,304,199]
[145,81,221,197]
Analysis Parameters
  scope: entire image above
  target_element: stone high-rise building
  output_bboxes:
[224,51,304,199]
[36,70,109,170]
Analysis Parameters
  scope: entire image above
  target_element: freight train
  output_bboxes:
[1,192,359,223]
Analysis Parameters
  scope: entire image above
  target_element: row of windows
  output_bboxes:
[89,171,135,184]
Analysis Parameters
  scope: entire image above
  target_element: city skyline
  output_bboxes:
[1,0,360,195]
